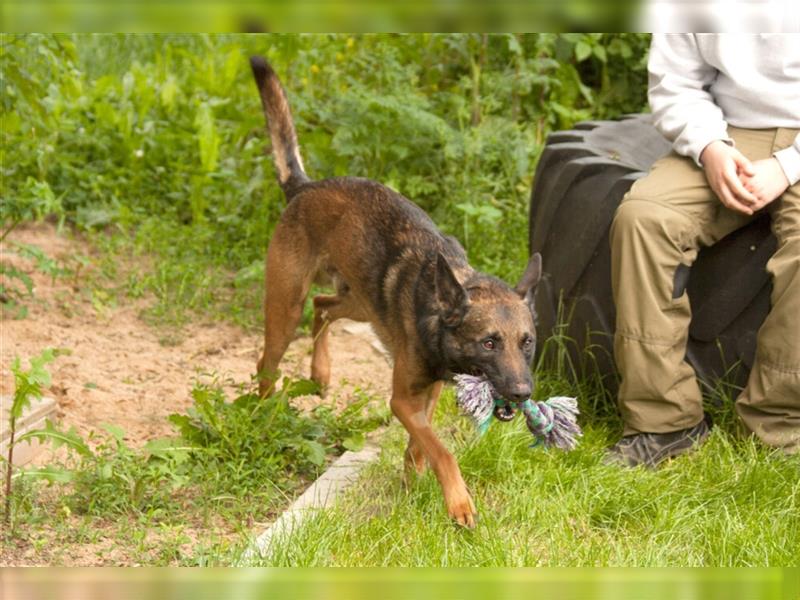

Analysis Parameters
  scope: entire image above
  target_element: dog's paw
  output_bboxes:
[446,492,478,529]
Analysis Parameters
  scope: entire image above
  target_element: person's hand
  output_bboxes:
[700,140,758,215]
[739,157,790,211]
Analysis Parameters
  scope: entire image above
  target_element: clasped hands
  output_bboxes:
[700,140,790,215]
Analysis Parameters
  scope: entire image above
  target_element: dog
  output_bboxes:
[249,56,542,528]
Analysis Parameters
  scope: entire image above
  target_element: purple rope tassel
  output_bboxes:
[519,398,581,450]
[453,374,495,434]
[454,374,582,450]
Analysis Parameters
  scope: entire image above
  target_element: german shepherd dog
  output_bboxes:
[250,56,541,528]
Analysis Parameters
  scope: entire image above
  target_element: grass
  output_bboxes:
[251,382,800,567]
[4,239,798,567]
[4,477,249,565]
[1,369,389,566]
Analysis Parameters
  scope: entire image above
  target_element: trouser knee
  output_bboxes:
[611,198,694,248]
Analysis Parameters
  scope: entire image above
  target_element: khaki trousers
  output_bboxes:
[610,126,800,453]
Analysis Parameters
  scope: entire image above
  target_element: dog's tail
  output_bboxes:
[249,56,310,197]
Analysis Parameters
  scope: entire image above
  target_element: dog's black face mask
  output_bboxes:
[449,301,536,404]
[436,253,542,405]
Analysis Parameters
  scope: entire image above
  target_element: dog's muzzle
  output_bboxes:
[493,403,517,421]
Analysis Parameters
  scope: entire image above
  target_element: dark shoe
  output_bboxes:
[604,417,711,468]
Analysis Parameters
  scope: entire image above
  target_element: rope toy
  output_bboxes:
[454,374,582,450]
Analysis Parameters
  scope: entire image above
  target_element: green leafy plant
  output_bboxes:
[0,179,64,243]
[9,372,385,523]
[2,34,649,328]
[3,348,56,524]
[0,242,75,319]
[13,416,192,517]
[309,389,389,453]
[11,243,69,282]
[0,263,33,319]
[168,378,387,498]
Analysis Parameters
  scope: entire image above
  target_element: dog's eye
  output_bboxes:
[522,337,534,349]
[482,339,495,351]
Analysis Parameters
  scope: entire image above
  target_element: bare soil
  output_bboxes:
[1,223,392,448]
[0,222,393,565]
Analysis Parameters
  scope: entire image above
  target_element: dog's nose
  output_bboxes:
[508,383,532,403]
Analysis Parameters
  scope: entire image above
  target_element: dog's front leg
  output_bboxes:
[403,380,443,479]
[391,363,476,528]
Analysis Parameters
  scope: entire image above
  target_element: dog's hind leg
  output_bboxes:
[257,225,315,397]
[310,288,368,390]
[310,295,338,389]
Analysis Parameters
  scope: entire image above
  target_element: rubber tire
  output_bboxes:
[529,114,774,393]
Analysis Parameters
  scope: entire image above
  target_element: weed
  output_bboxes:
[168,377,386,501]
[4,347,384,561]
[3,348,57,525]
[11,243,69,283]
[0,262,33,319]
[0,241,87,318]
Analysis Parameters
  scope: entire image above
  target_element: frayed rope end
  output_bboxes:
[520,396,581,451]
[454,374,582,451]
[454,373,495,432]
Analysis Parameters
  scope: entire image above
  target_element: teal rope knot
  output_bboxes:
[455,374,582,451]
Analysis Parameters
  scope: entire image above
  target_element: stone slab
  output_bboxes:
[239,444,380,564]
[0,395,58,466]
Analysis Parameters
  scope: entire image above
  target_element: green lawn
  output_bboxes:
[250,386,799,567]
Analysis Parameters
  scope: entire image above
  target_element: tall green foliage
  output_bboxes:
[1,34,650,323]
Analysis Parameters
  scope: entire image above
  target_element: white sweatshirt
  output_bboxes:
[648,34,800,185]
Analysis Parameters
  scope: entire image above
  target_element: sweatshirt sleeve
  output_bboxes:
[648,34,732,166]
[774,133,800,186]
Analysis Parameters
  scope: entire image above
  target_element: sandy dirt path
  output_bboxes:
[1,223,393,451]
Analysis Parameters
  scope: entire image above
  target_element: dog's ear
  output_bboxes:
[435,253,468,327]
[514,253,542,305]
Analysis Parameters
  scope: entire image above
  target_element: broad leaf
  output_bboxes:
[575,41,592,62]
[144,437,193,463]
[342,433,365,452]
[303,440,326,466]
[16,419,93,458]
[10,348,56,419]
[17,466,75,484]
[282,378,321,399]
